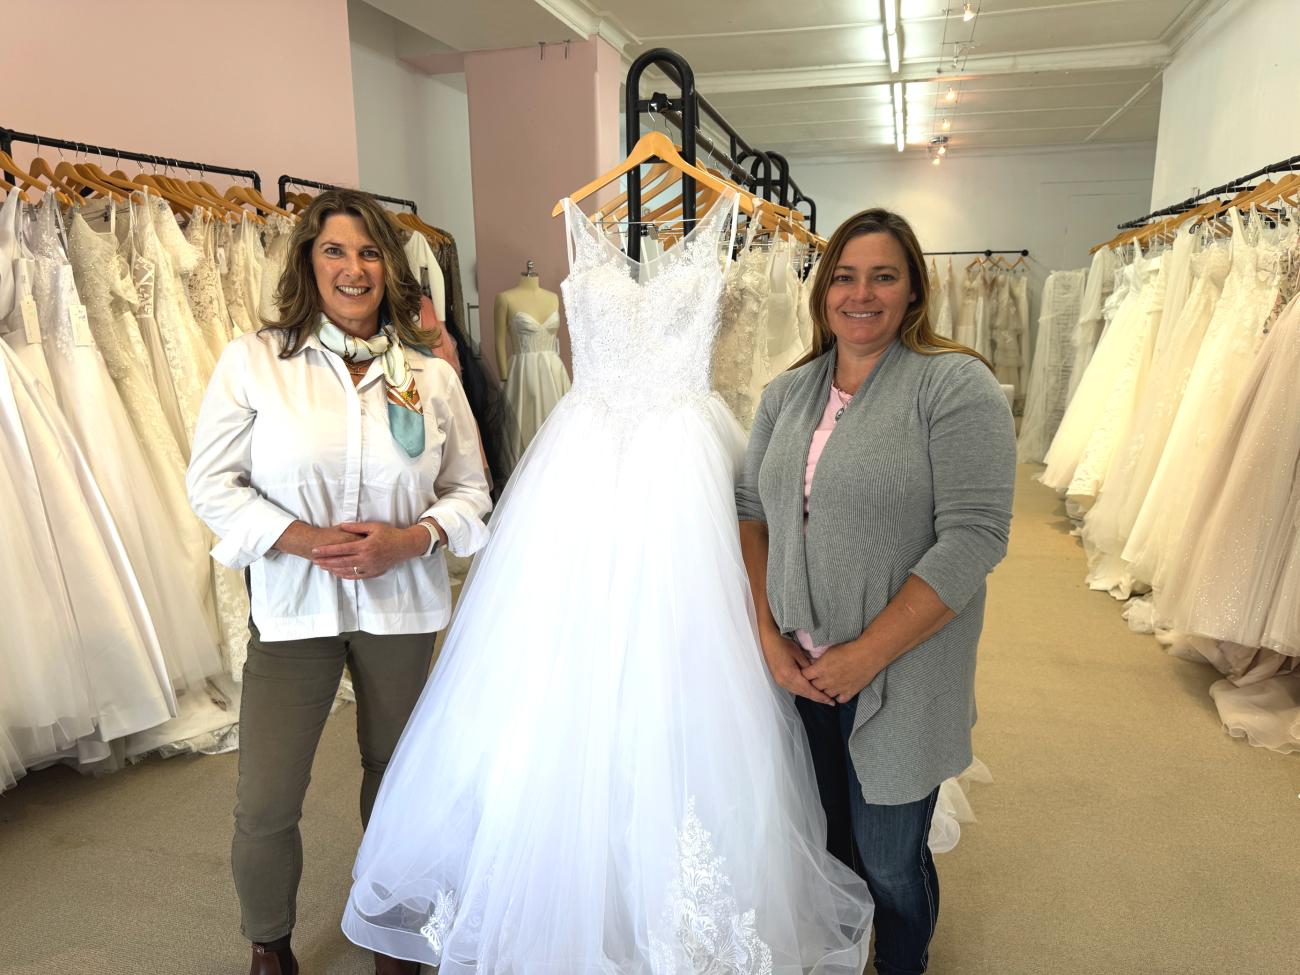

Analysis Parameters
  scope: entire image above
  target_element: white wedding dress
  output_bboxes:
[342,194,873,973]
[503,308,571,461]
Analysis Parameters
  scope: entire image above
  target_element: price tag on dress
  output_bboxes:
[19,295,41,345]
[70,302,94,346]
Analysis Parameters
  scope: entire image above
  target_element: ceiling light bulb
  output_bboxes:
[963,2,975,21]
[938,145,947,155]
[942,118,952,131]
[945,86,957,102]
[932,156,942,166]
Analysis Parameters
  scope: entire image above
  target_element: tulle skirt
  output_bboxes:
[343,388,873,974]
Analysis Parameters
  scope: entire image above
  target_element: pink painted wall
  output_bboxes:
[0,0,359,196]
[462,38,623,379]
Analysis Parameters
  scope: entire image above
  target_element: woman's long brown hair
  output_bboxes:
[792,207,990,370]
[261,189,435,357]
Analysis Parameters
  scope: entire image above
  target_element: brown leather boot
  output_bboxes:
[373,952,420,975]
[249,942,299,975]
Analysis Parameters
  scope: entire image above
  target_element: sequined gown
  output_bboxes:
[341,194,873,973]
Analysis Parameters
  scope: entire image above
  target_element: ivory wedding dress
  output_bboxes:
[342,194,873,973]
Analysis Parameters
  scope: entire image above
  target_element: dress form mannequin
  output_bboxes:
[495,262,569,465]
[495,262,560,377]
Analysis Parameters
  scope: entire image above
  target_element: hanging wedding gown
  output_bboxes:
[762,239,804,378]
[929,258,954,340]
[713,240,767,430]
[502,308,571,461]
[27,201,224,695]
[1017,268,1085,463]
[1039,247,1152,494]
[1124,211,1286,590]
[1076,237,1229,597]
[342,193,873,973]
[1067,247,1119,400]
[1067,250,1166,505]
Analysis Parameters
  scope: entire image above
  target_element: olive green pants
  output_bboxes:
[231,622,436,943]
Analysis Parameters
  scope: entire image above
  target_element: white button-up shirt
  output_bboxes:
[187,329,492,641]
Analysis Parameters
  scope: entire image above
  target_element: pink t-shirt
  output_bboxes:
[794,384,851,659]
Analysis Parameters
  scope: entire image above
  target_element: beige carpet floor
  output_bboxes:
[2,464,1297,975]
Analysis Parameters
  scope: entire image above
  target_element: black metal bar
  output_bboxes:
[925,249,1030,257]
[625,49,698,262]
[623,49,821,249]
[793,195,817,234]
[1116,152,1300,229]
[278,174,418,213]
[0,126,261,191]
[738,150,774,200]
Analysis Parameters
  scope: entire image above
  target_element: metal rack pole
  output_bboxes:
[277,174,418,213]
[0,126,262,191]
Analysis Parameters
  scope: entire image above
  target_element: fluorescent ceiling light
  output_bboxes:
[886,32,900,73]
[892,81,906,153]
[884,1,898,34]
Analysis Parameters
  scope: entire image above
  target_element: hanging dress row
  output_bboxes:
[1034,200,1300,753]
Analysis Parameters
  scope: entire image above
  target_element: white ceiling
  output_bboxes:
[368,0,1228,161]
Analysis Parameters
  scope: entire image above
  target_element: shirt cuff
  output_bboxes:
[209,503,297,571]
[419,502,490,558]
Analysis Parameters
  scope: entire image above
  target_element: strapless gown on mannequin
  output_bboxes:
[503,308,570,462]
[342,194,873,973]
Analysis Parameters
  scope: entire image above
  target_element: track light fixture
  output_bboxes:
[963,2,976,22]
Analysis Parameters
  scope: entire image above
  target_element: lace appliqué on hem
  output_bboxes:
[650,799,774,975]
[419,888,457,961]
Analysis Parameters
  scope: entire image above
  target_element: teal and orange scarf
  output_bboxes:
[318,315,424,458]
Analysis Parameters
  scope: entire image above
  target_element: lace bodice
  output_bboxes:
[561,194,738,413]
[712,246,767,428]
[509,310,561,355]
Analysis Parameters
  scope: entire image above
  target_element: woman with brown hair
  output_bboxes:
[187,189,491,975]
[736,208,1015,974]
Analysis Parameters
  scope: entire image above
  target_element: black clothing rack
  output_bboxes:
[926,249,1030,257]
[623,48,818,260]
[277,174,417,213]
[0,126,262,191]
[1117,152,1300,229]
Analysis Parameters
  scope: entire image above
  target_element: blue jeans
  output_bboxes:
[796,696,941,975]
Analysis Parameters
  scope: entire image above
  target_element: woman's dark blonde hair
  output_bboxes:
[793,207,990,370]
[261,188,435,357]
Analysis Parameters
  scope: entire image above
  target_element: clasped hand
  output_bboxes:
[759,629,884,706]
[309,522,423,579]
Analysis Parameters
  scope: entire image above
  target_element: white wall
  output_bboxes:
[1151,0,1300,209]
[348,0,481,335]
[790,143,1155,273]
[788,143,1155,345]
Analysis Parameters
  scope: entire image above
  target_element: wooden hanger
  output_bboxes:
[130,172,202,216]
[60,160,128,202]
[601,161,675,220]
[553,131,756,218]
[224,184,295,219]
[28,155,84,203]
[0,149,62,203]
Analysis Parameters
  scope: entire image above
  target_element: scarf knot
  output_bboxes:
[318,316,425,458]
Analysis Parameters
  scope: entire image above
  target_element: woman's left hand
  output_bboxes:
[311,521,427,579]
[803,640,887,705]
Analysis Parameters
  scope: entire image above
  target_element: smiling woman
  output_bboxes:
[185,189,492,975]
[737,208,1015,975]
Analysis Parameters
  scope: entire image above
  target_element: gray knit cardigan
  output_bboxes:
[736,340,1016,804]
